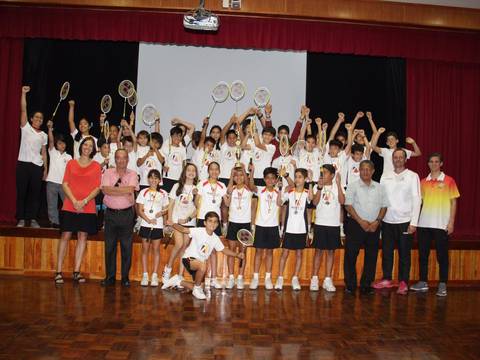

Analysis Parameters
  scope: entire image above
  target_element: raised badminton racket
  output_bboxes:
[207,81,230,119]
[100,94,112,141]
[118,79,135,118]
[253,86,271,109]
[230,80,246,115]
[290,139,306,159]
[236,228,255,268]
[51,81,70,120]
[128,90,138,128]
[142,103,159,142]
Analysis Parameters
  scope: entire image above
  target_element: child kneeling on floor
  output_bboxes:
[161,211,244,299]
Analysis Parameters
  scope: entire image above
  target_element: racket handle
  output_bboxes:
[123,98,127,118]
[207,102,216,119]
[51,100,61,119]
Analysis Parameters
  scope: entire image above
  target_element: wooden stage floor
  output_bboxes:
[0,276,479,360]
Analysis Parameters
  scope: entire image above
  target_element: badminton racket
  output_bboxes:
[51,81,70,120]
[253,87,271,109]
[290,139,306,159]
[236,228,255,268]
[100,94,112,141]
[142,103,159,142]
[118,79,135,118]
[207,81,230,119]
[127,90,138,128]
[230,80,246,115]
[163,225,175,249]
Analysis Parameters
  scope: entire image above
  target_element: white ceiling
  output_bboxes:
[383,0,480,9]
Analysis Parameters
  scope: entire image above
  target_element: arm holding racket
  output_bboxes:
[172,117,195,139]
[248,163,257,193]
[68,100,76,135]
[221,247,244,260]
[328,112,345,142]
[20,86,30,128]
[47,120,55,150]
[256,107,266,129]
[198,118,209,150]
[290,105,306,144]
[220,114,236,145]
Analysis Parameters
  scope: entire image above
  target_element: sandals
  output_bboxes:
[73,271,86,283]
[54,272,64,285]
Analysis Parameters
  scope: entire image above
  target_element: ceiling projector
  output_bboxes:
[183,0,219,31]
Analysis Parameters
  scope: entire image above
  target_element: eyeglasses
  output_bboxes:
[114,178,122,187]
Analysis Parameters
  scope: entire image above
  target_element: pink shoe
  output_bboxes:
[373,279,394,289]
[397,281,408,295]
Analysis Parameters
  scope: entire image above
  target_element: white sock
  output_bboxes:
[265,272,271,279]
[253,273,259,279]
[194,285,202,290]
[164,266,171,272]
[229,274,234,279]
[312,275,318,280]
[278,275,283,279]
[237,275,243,279]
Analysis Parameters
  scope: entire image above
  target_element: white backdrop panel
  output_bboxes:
[136,43,306,137]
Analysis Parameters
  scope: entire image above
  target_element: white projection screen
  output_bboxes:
[136,43,307,137]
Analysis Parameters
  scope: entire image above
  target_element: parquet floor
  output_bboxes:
[0,276,479,359]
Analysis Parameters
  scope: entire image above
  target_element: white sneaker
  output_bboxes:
[176,275,184,289]
[161,274,181,289]
[226,275,235,289]
[236,276,244,290]
[249,277,259,290]
[292,276,301,291]
[322,277,336,292]
[265,276,273,290]
[274,276,284,290]
[212,278,223,289]
[204,277,211,289]
[16,220,25,227]
[192,286,207,300]
[310,276,319,291]
[162,266,171,283]
[30,220,40,228]
[150,273,159,287]
[140,273,149,287]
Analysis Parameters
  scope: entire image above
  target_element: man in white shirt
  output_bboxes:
[161,212,244,300]
[373,149,421,295]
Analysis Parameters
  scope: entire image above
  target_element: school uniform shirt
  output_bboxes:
[183,227,225,262]
[228,186,253,223]
[138,152,163,186]
[219,143,239,179]
[282,188,310,234]
[297,148,322,181]
[381,168,422,226]
[70,129,98,160]
[417,172,460,230]
[196,180,227,220]
[136,145,150,159]
[380,147,412,176]
[93,152,115,172]
[161,141,187,181]
[169,183,197,227]
[18,122,48,166]
[255,186,280,227]
[272,155,296,188]
[46,148,72,184]
[314,184,341,227]
[252,143,276,179]
[109,142,118,159]
[192,148,220,182]
[136,188,169,229]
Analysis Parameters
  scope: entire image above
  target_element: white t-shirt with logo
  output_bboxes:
[192,148,220,182]
[342,156,362,188]
[219,143,239,179]
[228,186,253,223]
[252,143,275,179]
[196,180,227,220]
[169,183,197,227]
[255,186,280,227]
[138,152,163,186]
[380,147,412,176]
[46,148,72,184]
[93,152,115,171]
[272,155,296,188]
[241,138,255,170]
[18,122,48,166]
[314,184,341,227]
[183,227,225,262]
[161,141,187,181]
[323,151,347,179]
[282,188,310,234]
[297,148,322,181]
[135,188,169,229]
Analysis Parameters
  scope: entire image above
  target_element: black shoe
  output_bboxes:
[50,223,60,229]
[101,278,115,287]
[121,279,130,287]
[344,287,356,295]
[360,286,374,295]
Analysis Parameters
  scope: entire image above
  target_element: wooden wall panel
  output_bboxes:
[1,0,479,30]
[1,236,479,285]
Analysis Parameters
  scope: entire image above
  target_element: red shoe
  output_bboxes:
[397,281,408,295]
[373,279,394,289]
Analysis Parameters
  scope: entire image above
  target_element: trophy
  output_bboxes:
[235,129,242,167]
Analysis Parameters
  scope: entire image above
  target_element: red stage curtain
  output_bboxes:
[0,38,23,222]
[406,59,480,239]
[0,5,479,64]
